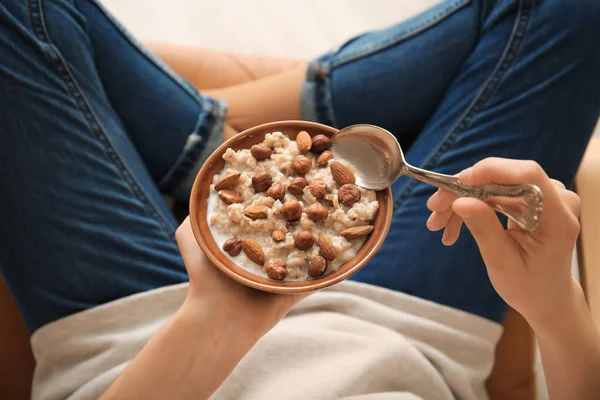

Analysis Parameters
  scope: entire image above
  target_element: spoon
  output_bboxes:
[330,124,544,231]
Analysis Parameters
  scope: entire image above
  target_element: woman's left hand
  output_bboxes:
[176,217,309,339]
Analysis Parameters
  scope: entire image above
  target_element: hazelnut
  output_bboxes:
[271,230,286,242]
[282,200,303,221]
[310,135,332,154]
[294,231,315,250]
[265,259,287,281]
[251,144,272,161]
[222,238,242,256]
[287,219,301,226]
[266,183,286,200]
[316,151,334,167]
[338,184,361,206]
[308,180,326,199]
[308,256,327,278]
[323,194,335,207]
[292,156,312,175]
[305,202,328,221]
[252,172,272,192]
[288,177,307,195]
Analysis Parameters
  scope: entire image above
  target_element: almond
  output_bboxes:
[244,205,269,220]
[296,130,312,154]
[242,238,265,265]
[317,234,336,261]
[271,230,286,242]
[214,172,241,191]
[316,151,334,167]
[218,189,243,204]
[330,161,355,186]
[340,225,374,240]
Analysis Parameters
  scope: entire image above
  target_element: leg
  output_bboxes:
[146,42,306,91]
[0,0,224,332]
[301,0,600,321]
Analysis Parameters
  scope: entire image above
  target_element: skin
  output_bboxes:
[103,47,600,399]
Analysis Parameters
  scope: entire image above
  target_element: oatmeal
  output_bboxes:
[207,131,380,281]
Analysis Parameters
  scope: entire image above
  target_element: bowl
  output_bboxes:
[189,120,393,294]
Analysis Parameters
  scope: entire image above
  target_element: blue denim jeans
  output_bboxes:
[1,0,599,333]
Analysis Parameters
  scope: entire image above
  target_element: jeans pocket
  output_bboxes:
[330,0,472,68]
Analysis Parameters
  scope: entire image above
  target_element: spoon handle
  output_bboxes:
[404,165,544,231]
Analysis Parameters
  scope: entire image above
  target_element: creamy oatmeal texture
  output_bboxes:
[207,131,379,281]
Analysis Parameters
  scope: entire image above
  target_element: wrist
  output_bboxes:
[529,279,591,341]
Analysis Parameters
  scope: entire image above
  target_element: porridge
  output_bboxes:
[207,131,379,281]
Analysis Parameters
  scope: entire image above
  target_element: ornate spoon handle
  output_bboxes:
[403,165,544,231]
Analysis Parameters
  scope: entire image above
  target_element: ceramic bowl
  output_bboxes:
[189,120,393,294]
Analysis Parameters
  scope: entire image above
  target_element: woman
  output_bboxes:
[1,0,600,398]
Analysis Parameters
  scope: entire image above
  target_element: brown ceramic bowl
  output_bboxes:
[189,120,393,294]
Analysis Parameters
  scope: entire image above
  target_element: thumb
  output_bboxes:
[452,198,514,268]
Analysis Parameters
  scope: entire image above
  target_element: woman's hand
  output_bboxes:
[176,217,309,339]
[425,158,581,329]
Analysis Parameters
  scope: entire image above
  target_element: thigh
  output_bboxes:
[305,0,600,322]
[0,0,192,332]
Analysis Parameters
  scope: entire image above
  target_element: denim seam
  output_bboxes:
[332,0,471,69]
[392,0,534,212]
[28,0,179,238]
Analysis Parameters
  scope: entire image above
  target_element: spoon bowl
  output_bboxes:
[331,124,544,231]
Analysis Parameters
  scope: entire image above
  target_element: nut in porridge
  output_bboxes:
[295,231,315,251]
[214,172,241,191]
[338,184,361,207]
[306,202,328,221]
[207,131,380,282]
[317,234,336,261]
[271,230,286,242]
[242,238,265,265]
[308,180,326,199]
[252,172,272,192]
[218,189,243,204]
[223,238,242,257]
[292,156,312,175]
[340,225,374,240]
[265,259,288,280]
[266,183,286,201]
[308,256,327,278]
[296,131,312,154]
[244,205,269,220]
[311,134,332,154]
[251,144,272,160]
[330,161,356,186]
[316,151,334,167]
[288,177,307,195]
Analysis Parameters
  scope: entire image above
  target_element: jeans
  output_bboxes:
[1,0,599,333]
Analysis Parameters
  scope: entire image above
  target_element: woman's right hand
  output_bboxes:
[426,158,582,330]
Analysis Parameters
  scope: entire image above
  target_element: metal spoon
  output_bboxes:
[330,124,544,231]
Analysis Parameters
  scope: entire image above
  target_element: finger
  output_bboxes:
[427,189,457,212]
[452,197,514,269]
[427,209,454,231]
[459,158,562,234]
[551,179,566,190]
[175,217,205,267]
[442,213,463,246]
[559,190,581,218]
